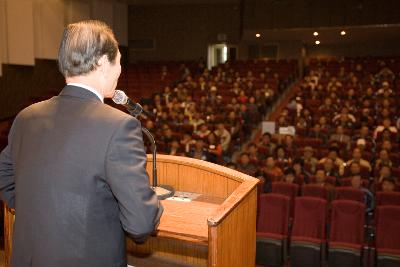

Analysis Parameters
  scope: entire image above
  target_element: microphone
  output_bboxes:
[112,90,150,118]
[112,89,174,200]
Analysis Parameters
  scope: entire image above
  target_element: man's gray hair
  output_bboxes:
[58,20,118,78]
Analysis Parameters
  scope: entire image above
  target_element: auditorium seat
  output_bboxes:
[256,193,290,267]
[271,181,299,216]
[302,184,330,201]
[375,192,400,206]
[339,178,370,188]
[335,187,365,203]
[290,197,327,267]
[309,175,336,186]
[373,205,400,267]
[328,200,366,267]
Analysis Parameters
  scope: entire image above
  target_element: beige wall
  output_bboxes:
[6,0,35,66]
[34,0,65,60]
[0,0,128,77]
[0,0,7,75]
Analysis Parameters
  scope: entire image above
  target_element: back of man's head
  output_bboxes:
[58,20,118,78]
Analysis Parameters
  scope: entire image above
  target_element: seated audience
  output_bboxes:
[187,138,209,161]
[350,175,374,213]
[302,146,318,174]
[374,118,397,140]
[292,158,310,184]
[236,152,257,177]
[319,146,345,176]
[195,123,211,138]
[214,123,231,152]
[168,140,184,156]
[283,168,296,184]
[346,148,372,172]
[262,156,284,181]
[330,125,351,147]
[375,149,393,169]
[381,177,397,192]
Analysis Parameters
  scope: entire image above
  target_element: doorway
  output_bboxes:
[207,44,238,69]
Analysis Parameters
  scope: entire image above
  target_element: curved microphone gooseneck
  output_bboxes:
[112,90,174,200]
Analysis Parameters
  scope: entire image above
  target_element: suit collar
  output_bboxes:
[59,85,103,103]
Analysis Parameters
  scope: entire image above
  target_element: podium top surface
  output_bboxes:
[156,197,220,244]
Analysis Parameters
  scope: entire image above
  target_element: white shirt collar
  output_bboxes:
[67,83,104,103]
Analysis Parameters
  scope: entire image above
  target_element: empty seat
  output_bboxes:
[291,197,328,267]
[374,205,400,267]
[302,184,330,201]
[375,192,400,206]
[335,187,365,203]
[256,193,290,267]
[328,200,366,267]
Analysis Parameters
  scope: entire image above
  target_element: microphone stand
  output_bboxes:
[127,107,174,200]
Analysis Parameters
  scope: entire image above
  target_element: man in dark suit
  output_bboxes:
[0,20,163,267]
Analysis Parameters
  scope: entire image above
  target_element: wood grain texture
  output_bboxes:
[146,154,257,199]
[4,155,258,267]
[156,200,219,244]
[127,236,208,267]
[4,206,14,267]
[208,188,257,267]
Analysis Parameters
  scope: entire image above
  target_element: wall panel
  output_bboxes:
[114,2,128,46]
[6,0,35,65]
[128,4,241,61]
[92,0,113,28]
[33,0,65,60]
[0,0,7,76]
[66,0,91,24]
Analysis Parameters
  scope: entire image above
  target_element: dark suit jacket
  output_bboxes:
[0,85,163,267]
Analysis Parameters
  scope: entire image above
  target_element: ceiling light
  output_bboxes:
[340,30,346,36]
[255,33,261,38]
[315,40,320,45]
[313,31,319,36]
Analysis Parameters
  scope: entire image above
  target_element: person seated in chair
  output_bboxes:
[346,147,372,172]
[350,175,374,213]
[283,167,299,185]
[381,177,397,192]
[313,169,334,200]
[236,152,257,177]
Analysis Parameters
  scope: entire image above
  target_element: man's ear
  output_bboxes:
[97,55,109,75]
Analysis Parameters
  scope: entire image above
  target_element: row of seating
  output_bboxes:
[256,190,400,267]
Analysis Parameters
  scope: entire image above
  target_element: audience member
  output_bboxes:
[350,175,374,213]
[236,152,257,177]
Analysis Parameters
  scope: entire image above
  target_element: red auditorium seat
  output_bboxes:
[339,177,370,188]
[335,187,365,203]
[309,175,336,186]
[328,200,366,267]
[375,192,400,206]
[373,205,400,267]
[271,181,299,216]
[256,193,290,267]
[290,197,328,267]
[302,184,330,201]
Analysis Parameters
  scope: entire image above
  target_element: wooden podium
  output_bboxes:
[4,155,258,267]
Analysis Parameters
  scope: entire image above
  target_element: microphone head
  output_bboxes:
[112,90,128,105]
